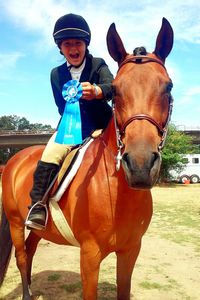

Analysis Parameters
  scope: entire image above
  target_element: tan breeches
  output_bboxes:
[41,132,72,165]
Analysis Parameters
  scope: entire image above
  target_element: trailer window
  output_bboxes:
[192,157,199,164]
[182,158,189,164]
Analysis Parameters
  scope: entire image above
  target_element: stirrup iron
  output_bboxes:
[25,202,48,230]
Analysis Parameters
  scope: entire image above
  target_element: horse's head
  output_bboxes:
[107,18,174,189]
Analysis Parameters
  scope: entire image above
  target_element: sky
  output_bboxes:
[0,0,200,130]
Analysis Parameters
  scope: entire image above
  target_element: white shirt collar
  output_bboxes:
[66,59,86,81]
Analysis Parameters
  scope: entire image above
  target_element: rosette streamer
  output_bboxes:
[55,80,83,145]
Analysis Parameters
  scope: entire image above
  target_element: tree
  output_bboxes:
[0,115,54,132]
[28,123,53,131]
[159,124,199,181]
[0,115,18,130]
[0,115,54,164]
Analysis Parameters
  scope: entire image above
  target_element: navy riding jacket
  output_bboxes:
[50,53,113,140]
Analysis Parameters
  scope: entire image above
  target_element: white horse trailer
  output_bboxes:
[170,154,200,183]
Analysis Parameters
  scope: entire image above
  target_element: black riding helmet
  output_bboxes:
[53,13,91,47]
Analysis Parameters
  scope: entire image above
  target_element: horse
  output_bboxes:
[0,17,173,300]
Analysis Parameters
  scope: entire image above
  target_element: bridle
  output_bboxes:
[112,55,173,170]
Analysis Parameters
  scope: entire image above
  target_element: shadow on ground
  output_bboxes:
[1,269,133,300]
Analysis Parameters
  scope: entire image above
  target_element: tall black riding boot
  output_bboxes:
[25,160,59,230]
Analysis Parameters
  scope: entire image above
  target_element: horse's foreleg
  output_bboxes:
[9,221,32,300]
[116,241,141,300]
[80,242,102,300]
[25,231,41,285]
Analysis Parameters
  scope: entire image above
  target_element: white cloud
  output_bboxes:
[186,86,200,97]
[2,1,199,80]
[1,0,200,128]
[177,86,200,105]
[165,61,181,84]
[0,52,24,79]
[2,0,200,50]
[0,52,23,67]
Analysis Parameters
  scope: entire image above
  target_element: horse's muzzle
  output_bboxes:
[122,151,161,189]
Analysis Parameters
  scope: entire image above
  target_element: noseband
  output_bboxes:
[114,55,173,152]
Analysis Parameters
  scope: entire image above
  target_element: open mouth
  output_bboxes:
[69,53,80,59]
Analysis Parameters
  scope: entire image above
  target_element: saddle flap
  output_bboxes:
[58,147,80,184]
[50,137,94,202]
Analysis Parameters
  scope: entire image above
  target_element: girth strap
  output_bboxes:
[49,199,80,247]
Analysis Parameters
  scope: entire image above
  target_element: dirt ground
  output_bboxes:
[0,185,200,300]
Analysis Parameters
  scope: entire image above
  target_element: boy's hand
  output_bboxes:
[81,82,101,100]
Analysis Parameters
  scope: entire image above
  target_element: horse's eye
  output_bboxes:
[166,81,173,93]
[165,81,174,104]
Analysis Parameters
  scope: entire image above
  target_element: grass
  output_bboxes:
[60,281,82,293]
[149,184,200,252]
[1,183,200,299]
[139,281,168,290]
[48,273,61,281]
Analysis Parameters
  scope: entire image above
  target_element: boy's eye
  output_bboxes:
[63,42,70,47]
[75,42,83,47]
[62,41,83,47]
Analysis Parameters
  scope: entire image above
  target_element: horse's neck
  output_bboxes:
[102,118,118,150]
[98,119,134,209]
[100,118,121,174]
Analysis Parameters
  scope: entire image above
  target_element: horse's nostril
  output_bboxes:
[122,152,132,170]
[122,152,128,162]
[151,152,160,168]
[122,152,129,163]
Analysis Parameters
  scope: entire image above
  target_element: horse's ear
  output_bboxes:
[153,18,174,62]
[106,23,127,64]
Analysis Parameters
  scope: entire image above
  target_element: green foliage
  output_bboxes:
[0,115,54,131]
[160,124,199,181]
[0,115,54,164]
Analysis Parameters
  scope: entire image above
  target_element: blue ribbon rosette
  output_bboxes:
[55,80,83,145]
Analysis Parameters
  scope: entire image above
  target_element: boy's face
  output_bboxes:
[60,39,86,66]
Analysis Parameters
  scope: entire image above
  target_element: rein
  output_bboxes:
[112,55,173,170]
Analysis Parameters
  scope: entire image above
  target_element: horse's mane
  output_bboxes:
[133,47,147,56]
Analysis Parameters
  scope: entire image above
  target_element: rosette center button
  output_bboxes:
[67,86,78,98]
